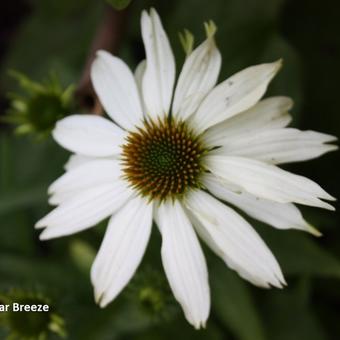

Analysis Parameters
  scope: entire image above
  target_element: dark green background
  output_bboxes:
[0,0,339,339]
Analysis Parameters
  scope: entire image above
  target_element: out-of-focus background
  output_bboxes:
[0,0,339,339]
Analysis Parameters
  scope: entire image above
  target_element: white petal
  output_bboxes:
[51,158,120,206]
[92,196,153,307]
[154,200,210,329]
[134,60,146,95]
[36,180,133,239]
[64,154,97,171]
[185,190,285,288]
[134,59,147,114]
[193,60,282,132]
[52,115,126,157]
[91,50,144,130]
[172,33,221,120]
[203,173,321,236]
[206,155,335,210]
[203,96,293,146]
[213,128,337,164]
[60,160,120,210]
[49,159,121,195]
[141,8,175,120]
[48,191,76,206]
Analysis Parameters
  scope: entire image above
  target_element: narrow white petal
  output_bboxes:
[52,115,126,157]
[203,96,293,146]
[154,200,210,329]
[51,158,120,206]
[172,33,221,120]
[64,154,97,171]
[213,128,337,164]
[91,50,144,130]
[203,173,321,236]
[185,190,285,288]
[49,159,121,195]
[48,191,76,206]
[36,180,133,239]
[134,59,147,113]
[206,155,335,209]
[141,8,175,120]
[92,197,153,307]
[193,60,282,132]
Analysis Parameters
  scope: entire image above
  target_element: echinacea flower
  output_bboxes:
[36,8,337,328]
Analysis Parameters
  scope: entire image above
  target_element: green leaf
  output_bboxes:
[260,33,303,122]
[260,228,340,279]
[210,260,266,340]
[0,254,82,290]
[0,0,103,88]
[69,239,96,274]
[0,185,47,215]
[261,279,328,340]
[106,0,132,10]
[0,134,67,215]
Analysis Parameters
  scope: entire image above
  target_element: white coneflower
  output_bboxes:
[36,8,337,328]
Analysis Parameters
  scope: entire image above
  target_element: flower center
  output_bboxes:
[121,118,207,201]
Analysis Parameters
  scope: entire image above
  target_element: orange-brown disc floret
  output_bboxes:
[121,118,207,201]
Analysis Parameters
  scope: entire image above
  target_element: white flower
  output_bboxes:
[36,8,337,329]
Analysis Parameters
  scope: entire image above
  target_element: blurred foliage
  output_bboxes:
[106,0,132,11]
[125,267,178,322]
[4,71,75,138]
[0,289,66,339]
[0,0,339,339]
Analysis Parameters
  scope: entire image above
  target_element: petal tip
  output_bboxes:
[35,219,46,229]
[98,294,110,308]
[149,7,158,17]
[271,58,283,75]
[94,288,104,306]
[190,317,208,330]
[39,230,50,241]
[141,9,150,21]
[325,204,336,211]
[276,58,283,67]
[96,49,107,57]
[307,224,323,237]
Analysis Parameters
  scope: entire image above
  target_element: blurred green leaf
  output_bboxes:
[261,279,328,340]
[260,228,340,279]
[261,33,303,121]
[0,0,103,87]
[0,255,83,291]
[72,298,153,340]
[69,239,96,274]
[210,260,266,340]
[106,0,132,10]
[0,185,47,215]
[0,212,35,254]
[0,134,67,215]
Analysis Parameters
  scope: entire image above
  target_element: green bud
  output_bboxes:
[106,0,132,10]
[4,71,75,139]
[126,267,177,322]
[204,20,217,39]
[0,289,66,339]
[179,29,195,56]
[179,21,217,56]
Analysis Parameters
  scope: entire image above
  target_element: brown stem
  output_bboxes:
[75,6,129,114]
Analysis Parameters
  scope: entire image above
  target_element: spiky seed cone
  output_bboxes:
[121,118,207,201]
